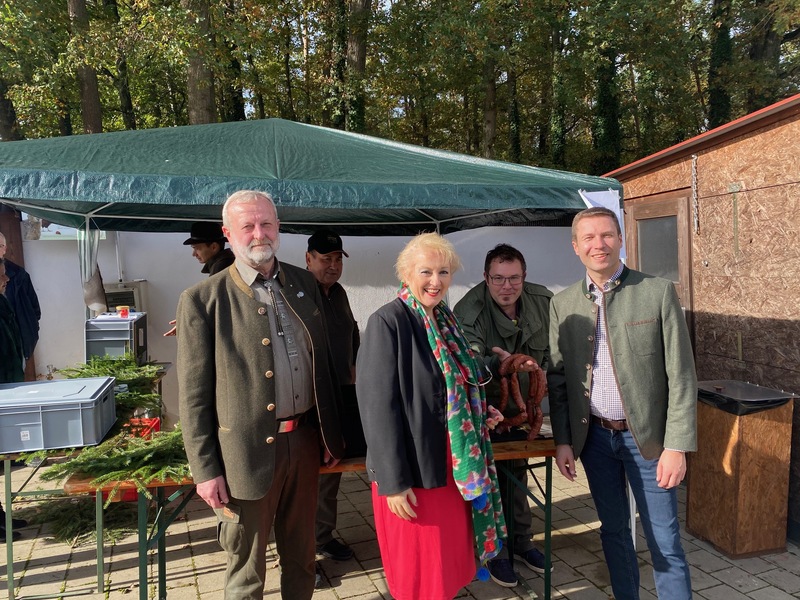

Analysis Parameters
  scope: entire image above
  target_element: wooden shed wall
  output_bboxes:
[618,114,800,538]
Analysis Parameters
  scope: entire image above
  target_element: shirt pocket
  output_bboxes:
[624,318,660,356]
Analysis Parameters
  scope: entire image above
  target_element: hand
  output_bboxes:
[491,346,536,372]
[196,475,229,509]
[386,488,418,520]
[555,444,577,481]
[486,405,505,430]
[323,448,341,469]
[656,449,686,489]
[163,319,177,337]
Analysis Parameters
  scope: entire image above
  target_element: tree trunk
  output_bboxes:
[550,72,567,168]
[590,47,621,175]
[507,62,521,163]
[627,62,641,155]
[56,91,73,136]
[707,0,732,128]
[346,0,370,132]
[220,0,245,122]
[332,0,348,129]
[247,54,266,120]
[68,0,103,133]
[103,0,136,129]
[537,23,558,161]
[0,78,24,141]
[482,56,497,159]
[282,15,297,121]
[745,0,781,112]
[181,0,216,124]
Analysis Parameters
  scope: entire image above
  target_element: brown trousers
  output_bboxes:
[216,424,320,600]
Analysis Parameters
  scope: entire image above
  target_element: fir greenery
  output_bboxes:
[38,426,190,506]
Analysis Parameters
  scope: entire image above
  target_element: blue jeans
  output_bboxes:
[580,424,692,600]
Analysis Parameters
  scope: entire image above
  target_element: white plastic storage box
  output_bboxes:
[0,377,117,454]
[85,312,148,365]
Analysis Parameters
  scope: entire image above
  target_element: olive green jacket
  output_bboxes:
[177,261,344,500]
[453,281,552,411]
[547,267,697,460]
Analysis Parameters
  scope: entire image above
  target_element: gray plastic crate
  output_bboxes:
[85,312,148,365]
[0,377,116,454]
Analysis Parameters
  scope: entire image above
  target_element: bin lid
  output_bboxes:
[0,377,115,407]
[90,311,146,322]
[698,380,798,402]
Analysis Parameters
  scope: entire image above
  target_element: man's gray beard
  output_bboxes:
[233,236,280,268]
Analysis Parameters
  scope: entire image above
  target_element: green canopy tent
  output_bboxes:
[0,118,621,236]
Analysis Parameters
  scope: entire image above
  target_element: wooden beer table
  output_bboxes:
[62,438,556,600]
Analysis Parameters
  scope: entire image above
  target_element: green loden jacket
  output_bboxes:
[547,266,697,461]
[177,261,344,501]
[454,280,552,412]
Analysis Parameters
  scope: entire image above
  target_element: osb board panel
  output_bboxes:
[621,159,692,199]
[692,184,800,310]
[694,117,800,199]
[619,114,800,201]
[688,401,792,557]
[695,350,800,395]
[693,311,800,374]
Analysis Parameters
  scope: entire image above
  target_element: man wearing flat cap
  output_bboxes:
[164,222,236,336]
[183,221,235,276]
[306,229,363,585]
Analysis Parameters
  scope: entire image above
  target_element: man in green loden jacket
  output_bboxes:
[454,244,552,588]
[548,206,696,600]
[177,191,344,600]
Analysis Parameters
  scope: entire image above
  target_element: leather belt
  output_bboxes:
[591,415,628,431]
[277,411,310,433]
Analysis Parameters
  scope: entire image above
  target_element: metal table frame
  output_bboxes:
[3,456,89,600]
[62,476,195,600]
[56,439,555,600]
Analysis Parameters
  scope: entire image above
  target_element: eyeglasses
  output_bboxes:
[488,275,523,287]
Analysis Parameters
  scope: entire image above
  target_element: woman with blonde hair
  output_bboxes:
[356,233,506,599]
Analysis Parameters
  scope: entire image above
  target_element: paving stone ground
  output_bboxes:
[2,462,798,599]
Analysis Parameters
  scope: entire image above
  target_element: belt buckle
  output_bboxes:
[277,414,304,433]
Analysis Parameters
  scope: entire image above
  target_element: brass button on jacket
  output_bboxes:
[266,403,276,411]
[266,436,275,444]
[262,338,271,346]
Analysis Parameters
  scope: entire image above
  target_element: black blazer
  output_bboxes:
[356,299,449,496]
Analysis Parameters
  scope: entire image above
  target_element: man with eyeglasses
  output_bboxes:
[454,243,553,588]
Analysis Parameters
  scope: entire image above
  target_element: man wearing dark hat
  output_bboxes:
[183,221,235,276]
[164,222,236,336]
[306,229,363,586]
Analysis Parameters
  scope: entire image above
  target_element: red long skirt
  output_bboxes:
[372,466,476,600]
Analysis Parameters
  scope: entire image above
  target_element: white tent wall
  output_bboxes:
[23,226,584,426]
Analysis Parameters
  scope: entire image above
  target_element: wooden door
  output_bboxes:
[625,191,693,335]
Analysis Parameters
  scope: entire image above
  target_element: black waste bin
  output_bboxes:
[687,380,798,558]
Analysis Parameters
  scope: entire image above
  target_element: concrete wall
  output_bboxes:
[21,226,584,426]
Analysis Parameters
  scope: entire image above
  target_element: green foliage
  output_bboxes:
[58,353,163,422]
[1,0,799,167]
[38,425,190,507]
[19,496,141,545]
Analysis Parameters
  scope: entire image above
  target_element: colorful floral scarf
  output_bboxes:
[398,285,506,573]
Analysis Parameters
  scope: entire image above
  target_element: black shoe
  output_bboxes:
[317,539,353,561]
[0,529,21,542]
[487,558,518,588]
[515,547,553,574]
[314,562,323,589]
